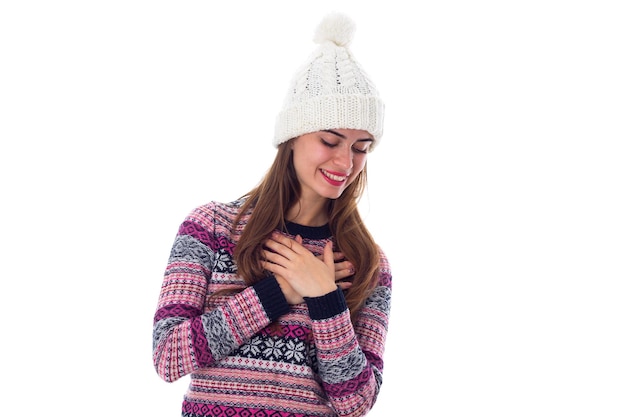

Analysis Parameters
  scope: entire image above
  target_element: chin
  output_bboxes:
[323,190,345,200]
[314,183,347,200]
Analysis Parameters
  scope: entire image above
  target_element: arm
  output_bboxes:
[262,233,392,416]
[152,204,290,382]
[306,251,392,417]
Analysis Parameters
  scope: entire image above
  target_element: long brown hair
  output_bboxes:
[233,141,380,322]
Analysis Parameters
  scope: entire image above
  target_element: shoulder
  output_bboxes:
[376,245,393,289]
[183,198,247,230]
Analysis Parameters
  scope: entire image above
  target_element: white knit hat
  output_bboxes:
[273,13,385,149]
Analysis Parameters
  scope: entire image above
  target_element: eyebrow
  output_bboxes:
[323,129,374,142]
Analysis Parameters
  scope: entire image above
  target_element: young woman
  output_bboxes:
[153,13,392,417]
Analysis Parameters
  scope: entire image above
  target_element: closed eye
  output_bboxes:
[323,139,369,154]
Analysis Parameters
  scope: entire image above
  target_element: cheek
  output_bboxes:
[346,156,367,185]
[292,148,323,178]
[293,143,328,166]
[353,155,367,174]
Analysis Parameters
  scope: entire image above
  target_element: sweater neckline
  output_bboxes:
[284,221,332,240]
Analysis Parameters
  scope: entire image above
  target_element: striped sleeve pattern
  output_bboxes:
[307,250,392,417]
[152,202,285,382]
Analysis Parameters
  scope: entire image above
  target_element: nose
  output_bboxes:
[333,145,353,170]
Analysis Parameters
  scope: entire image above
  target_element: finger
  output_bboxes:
[333,251,346,262]
[334,260,354,273]
[262,250,289,267]
[261,260,281,275]
[337,281,353,290]
[270,232,304,254]
[334,268,353,281]
[264,238,295,258]
[319,251,348,264]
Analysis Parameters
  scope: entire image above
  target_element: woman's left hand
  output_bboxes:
[262,232,343,298]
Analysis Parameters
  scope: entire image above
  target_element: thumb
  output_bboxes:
[323,241,335,269]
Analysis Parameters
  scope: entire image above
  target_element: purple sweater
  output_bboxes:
[153,199,392,417]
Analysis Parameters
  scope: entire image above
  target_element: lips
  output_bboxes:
[321,169,349,185]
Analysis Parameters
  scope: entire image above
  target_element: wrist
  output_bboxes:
[304,287,347,320]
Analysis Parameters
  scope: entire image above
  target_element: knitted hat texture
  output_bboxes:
[273,13,385,149]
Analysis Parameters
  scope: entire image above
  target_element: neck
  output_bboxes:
[286,198,329,227]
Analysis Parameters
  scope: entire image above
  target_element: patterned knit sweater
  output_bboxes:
[152,199,392,417]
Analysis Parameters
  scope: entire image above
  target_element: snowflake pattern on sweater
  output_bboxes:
[153,199,392,417]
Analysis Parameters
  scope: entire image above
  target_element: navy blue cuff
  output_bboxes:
[253,276,290,322]
[304,287,347,320]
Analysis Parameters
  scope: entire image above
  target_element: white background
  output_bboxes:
[1,1,625,416]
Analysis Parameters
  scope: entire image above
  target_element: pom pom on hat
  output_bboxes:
[313,13,356,47]
[274,12,385,149]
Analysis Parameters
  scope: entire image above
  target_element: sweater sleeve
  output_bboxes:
[152,203,290,383]
[305,248,393,417]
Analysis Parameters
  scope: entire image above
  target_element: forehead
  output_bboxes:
[322,129,374,141]
[330,128,372,138]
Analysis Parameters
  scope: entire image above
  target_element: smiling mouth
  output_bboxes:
[321,169,348,183]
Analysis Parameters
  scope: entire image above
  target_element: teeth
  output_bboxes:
[322,169,347,181]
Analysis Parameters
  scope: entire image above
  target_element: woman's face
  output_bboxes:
[291,128,373,201]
